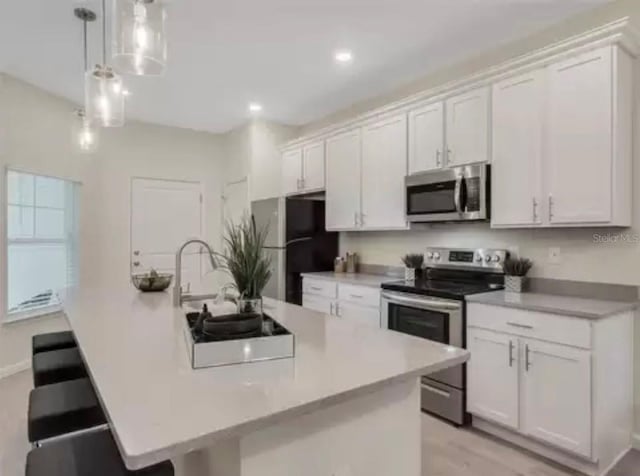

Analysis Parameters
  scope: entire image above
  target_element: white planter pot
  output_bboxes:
[404,267,416,281]
[505,276,527,293]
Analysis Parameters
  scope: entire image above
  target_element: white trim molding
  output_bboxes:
[282,17,640,150]
[0,358,30,380]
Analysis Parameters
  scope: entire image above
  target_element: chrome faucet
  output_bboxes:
[173,239,219,307]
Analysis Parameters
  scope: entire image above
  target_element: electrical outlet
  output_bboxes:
[548,247,561,264]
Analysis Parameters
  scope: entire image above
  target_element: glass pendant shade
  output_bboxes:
[112,0,167,76]
[85,65,125,127]
[72,109,99,154]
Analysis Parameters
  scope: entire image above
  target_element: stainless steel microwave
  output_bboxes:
[405,164,490,223]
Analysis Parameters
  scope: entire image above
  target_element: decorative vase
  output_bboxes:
[414,268,425,281]
[237,297,263,316]
[404,267,416,281]
[505,276,527,293]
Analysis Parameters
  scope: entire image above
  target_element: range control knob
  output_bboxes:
[433,252,441,261]
[492,255,501,263]
[426,252,434,260]
[475,255,483,263]
[484,255,492,263]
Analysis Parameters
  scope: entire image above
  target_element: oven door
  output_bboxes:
[382,291,463,389]
[405,164,488,222]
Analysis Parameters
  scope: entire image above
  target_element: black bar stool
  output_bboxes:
[28,378,106,443]
[32,331,76,355]
[26,429,174,476]
[32,347,87,387]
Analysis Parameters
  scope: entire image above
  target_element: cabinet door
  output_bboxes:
[408,102,444,174]
[445,87,490,166]
[302,141,325,192]
[337,302,380,328]
[491,71,544,227]
[326,129,362,230]
[467,328,519,430]
[361,114,408,230]
[282,149,303,196]
[302,294,334,315]
[546,46,613,225]
[521,339,591,458]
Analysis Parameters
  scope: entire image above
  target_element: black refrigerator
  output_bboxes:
[251,197,338,305]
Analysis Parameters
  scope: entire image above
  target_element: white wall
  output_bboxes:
[0,74,227,371]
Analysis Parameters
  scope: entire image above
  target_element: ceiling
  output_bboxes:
[0,0,610,133]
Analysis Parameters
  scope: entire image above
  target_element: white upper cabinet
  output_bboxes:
[491,70,544,227]
[521,339,592,458]
[467,328,519,430]
[282,148,303,196]
[302,141,325,192]
[445,87,490,167]
[326,129,362,230]
[408,101,445,174]
[361,114,408,230]
[545,46,629,226]
[282,141,325,196]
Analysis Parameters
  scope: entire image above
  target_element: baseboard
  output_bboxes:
[0,359,30,380]
[632,433,640,450]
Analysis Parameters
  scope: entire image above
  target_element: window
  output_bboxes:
[5,170,79,321]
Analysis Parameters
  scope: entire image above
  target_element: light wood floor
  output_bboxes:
[1,370,638,475]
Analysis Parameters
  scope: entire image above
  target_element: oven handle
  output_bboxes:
[381,291,462,312]
[454,174,463,214]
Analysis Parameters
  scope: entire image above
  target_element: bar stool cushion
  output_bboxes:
[28,378,106,442]
[26,429,174,476]
[32,347,87,387]
[32,331,76,355]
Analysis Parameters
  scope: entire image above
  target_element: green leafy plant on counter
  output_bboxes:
[503,256,533,277]
[216,216,272,299]
[401,253,425,269]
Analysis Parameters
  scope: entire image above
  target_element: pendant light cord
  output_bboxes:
[83,19,88,73]
[102,0,107,65]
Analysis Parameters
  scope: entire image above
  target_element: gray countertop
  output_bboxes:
[466,291,639,320]
[301,271,399,288]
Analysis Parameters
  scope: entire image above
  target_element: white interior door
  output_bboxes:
[131,178,203,289]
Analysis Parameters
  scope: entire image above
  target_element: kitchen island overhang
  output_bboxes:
[60,287,468,475]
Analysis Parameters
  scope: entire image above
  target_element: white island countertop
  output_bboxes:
[60,287,468,471]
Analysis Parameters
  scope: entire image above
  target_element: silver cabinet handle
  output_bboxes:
[453,174,463,214]
[350,294,364,299]
[335,302,341,317]
[508,340,515,367]
[423,383,451,398]
[354,211,358,227]
[507,322,534,329]
[330,302,334,315]
[436,149,441,167]
[360,212,365,226]
[300,178,305,190]
[310,286,322,292]
[382,291,462,311]
[446,148,452,165]
[525,344,532,371]
[133,261,140,267]
[548,195,553,221]
[532,197,538,222]
[133,250,140,256]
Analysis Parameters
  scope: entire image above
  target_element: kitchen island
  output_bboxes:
[60,286,468,476]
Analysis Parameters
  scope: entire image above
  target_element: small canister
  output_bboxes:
[345,252,358,274]
[334,257,346,273]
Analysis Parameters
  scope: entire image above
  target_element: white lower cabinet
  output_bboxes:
[467,328,519,430]
[302,278,381,328]
[521,339,592,458]
[467,303,633,475]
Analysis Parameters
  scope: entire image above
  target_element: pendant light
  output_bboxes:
[112,0,167,76]
[72,7,99,154]
[86,0,125,127]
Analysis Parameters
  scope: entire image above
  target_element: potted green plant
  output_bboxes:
[217,216,272,316]
[503,256,533,293]
[401,253,425,281]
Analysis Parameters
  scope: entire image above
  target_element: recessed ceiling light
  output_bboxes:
[248,102,263,113]
[334,50,353,64]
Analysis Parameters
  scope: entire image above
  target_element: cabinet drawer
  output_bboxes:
[302,294,334,315]
[303,278,337,299]
[338,283,380,307]
[467,303,591,349]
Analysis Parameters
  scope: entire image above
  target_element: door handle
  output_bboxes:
[330,302,334,315]
[335,302,341,317]
[548,195,554,221]
[525,344,532,371]
[436,149,441,167]
[422,383,451,399]
[446,148,452,166]
[532,197,538,222]
[508,340,515,367]
[454,174,463,214]
[507,322,534,329]
[350,294,364,299]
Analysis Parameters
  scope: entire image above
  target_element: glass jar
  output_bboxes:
[237,297,263,316]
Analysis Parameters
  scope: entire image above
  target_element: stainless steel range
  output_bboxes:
[381,247,507,425]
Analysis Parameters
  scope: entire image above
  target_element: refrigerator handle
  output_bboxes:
[284,237,313,247]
